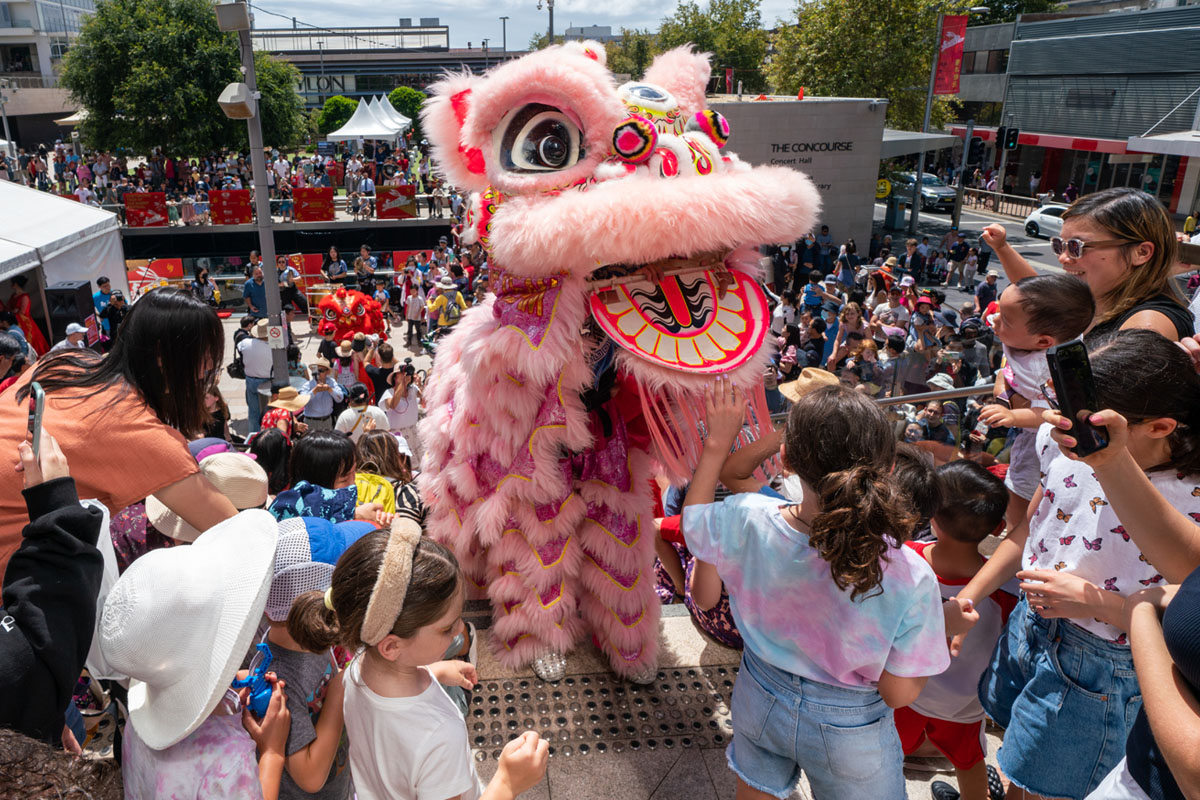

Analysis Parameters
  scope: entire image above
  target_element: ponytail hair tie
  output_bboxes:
[324,586,335,611]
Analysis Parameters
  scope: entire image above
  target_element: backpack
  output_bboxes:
[444,293,462,323]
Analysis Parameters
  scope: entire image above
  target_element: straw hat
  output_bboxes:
[253,319,269,339]
[312,357,332,371]
[268,385,310,413]
[436,276,457,291]
[147,454,269,542]
[98,509,278,749]
[336,340,354,358]
[884,256,899,267]
[778,367,839,404]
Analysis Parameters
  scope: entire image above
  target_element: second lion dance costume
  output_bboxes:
[418,42,820,681]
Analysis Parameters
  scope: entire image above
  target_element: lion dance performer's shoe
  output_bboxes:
[530,651,568,683]
[416,41,819,681]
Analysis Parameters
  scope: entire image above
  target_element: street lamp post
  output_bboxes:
[0,81,15,160]
[482,39,489,69]
[216,0,288,391]
[908,12,943,236]
[909,5,989,235]
[499,16,508,52]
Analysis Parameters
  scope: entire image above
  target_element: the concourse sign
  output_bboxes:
[876,179,892,199]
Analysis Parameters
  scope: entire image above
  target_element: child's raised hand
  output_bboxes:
[980,224,1008,251]
[978,404,1016,429]
[242,674,290,757]
[494,731,550,797]
[1044,408,1127,467]
[703,376,747,453]
[428,659,477,690]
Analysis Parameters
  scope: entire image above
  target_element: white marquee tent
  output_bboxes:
[370,95,411,132]
[326,98,404,141]
[0,180,129,295]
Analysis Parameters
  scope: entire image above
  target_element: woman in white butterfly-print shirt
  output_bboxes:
[944,330,1200,800]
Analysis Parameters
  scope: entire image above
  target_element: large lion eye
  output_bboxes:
[496,103,583,173]
[324,308,337,321]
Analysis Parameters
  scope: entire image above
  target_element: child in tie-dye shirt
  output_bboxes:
[683,379,948,800]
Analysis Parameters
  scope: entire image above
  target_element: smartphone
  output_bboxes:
[27,381,44,460]
[1045,340,1108,456]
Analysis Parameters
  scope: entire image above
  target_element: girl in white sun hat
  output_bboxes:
[99,509,290,800]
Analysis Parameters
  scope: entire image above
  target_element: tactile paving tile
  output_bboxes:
[469,665,740,761]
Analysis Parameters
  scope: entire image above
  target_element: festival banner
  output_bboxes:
[210,189,253,225]
[124,192,169,227]
[934,15,968,95]
[376,185,418,219]
[294,187,335,221]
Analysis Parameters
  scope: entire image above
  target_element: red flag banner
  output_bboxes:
[210,189,253,225]
[294,187,335,221]
[376,185,417,219]
[124,192,169,227]
[934,15,968,95]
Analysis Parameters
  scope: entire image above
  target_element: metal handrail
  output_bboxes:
[767,384,993,425]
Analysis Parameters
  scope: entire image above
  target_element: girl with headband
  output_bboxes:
[289,516,549,800]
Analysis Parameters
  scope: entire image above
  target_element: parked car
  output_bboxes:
[893,172,958,212]
[1023,204,1068,238]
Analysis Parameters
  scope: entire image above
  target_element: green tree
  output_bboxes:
[388,86,427,139]
[974,0,1063,25]
[528,31,550,50]
[604,29,660,79]
[767,0,972,130]
[61,0,305,154]
[253,51,306,149]
[317,95,357,136]
[658,0,767,92]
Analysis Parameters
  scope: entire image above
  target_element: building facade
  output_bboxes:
[950,4,1200,216]
[252,21,521,109]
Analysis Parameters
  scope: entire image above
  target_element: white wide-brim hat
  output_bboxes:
[99,509,278,749]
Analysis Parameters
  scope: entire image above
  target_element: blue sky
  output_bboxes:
[251,0,797,52]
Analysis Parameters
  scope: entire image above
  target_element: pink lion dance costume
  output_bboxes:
[418,42,820,680]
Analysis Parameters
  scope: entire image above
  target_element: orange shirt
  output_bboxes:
[0,369,198,574]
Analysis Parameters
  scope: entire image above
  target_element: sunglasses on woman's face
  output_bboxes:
[1050,237,1129,259]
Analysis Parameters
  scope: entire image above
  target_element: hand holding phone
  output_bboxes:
[27,381,44,460]
[1045,339,1108,456]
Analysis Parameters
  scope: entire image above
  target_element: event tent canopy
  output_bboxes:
[0,181,128,295]
[371,95,411,131]
[326,98,404,141]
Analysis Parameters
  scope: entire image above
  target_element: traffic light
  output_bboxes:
[995,126,1006,149]
[968,136,985,165]
[1004,127,1020,150]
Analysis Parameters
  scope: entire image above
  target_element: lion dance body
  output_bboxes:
[417,42,820,679]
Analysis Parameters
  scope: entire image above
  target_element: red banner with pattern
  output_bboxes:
[124,192,169,227]
[210,189,252,225]
[294,187,335,221]
[934,15,968,95]
[376,185,417,219]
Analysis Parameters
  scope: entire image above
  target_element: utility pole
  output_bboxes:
[219,0,288,390]
[951,119,974,230]
[499,16,508,51]
[0,81,15,160]
[482,39,489,69]
[909,11,943,236]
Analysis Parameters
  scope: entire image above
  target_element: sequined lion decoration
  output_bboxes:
[417,42,820,681]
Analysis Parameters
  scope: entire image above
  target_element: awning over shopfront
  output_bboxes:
[0,181,128,294]
[1127,130,1200,159]
[880,129,959,159]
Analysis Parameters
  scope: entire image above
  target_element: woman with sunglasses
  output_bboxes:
[981,187,1193,343]
[0,289,238,576]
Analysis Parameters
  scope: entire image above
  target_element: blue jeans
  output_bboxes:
[245,376,268,434]
[980,595,1141,800]
[728,647,905,800]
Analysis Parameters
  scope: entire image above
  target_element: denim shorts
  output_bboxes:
[979,595,1142,800]
[728,648,905,800]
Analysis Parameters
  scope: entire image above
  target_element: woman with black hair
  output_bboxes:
[320,245,349,287]
[248,427,291,497]
[0,289,238,574]
[189,267,218,307]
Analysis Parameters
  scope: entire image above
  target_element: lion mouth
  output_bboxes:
[586,249,769,374]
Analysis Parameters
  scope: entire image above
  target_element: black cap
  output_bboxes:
[348,383,370,403]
